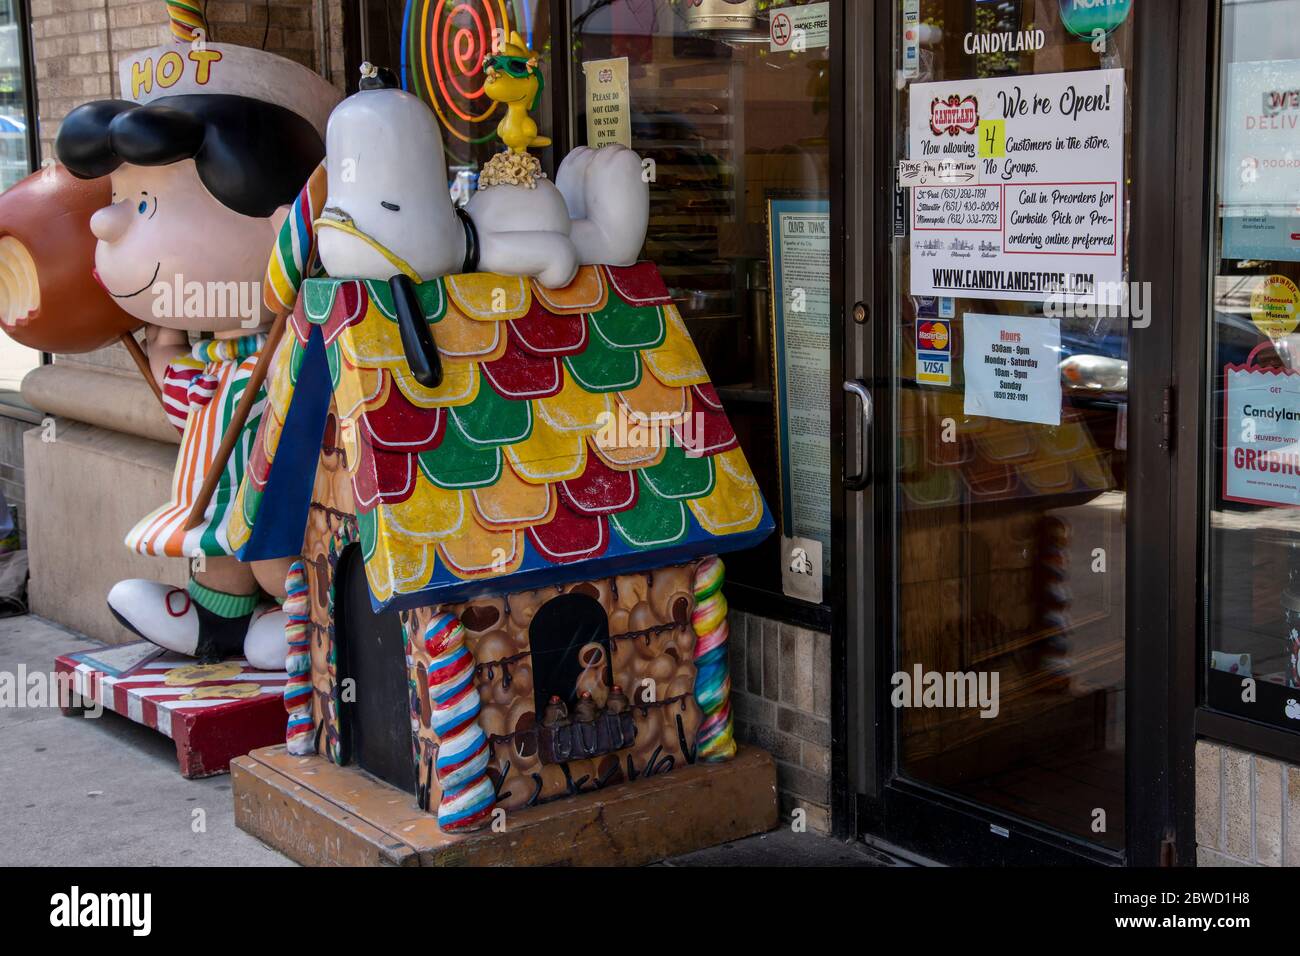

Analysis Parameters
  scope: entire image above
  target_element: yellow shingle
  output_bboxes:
[640,305,710,387]
[445,273,531,320]
[503,412,587,483]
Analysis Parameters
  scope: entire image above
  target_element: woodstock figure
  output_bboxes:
[310,62,648,295]
[483,31,551,154]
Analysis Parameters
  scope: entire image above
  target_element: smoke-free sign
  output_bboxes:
[770,2,829,52]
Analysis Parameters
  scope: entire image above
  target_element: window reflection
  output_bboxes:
[0,0,36,390]
[1207,0,1300,730]
[571,0,831,594]
[893,0,1131,850]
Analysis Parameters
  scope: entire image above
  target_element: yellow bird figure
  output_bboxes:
[483,31,551,155]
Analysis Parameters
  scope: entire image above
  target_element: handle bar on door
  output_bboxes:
[843,379,872,491]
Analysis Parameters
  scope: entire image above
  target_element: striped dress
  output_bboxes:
[125,333,268,558]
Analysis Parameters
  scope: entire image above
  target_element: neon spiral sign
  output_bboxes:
[402,0,515,146]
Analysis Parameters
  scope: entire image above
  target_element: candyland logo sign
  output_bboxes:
[1058,0,1133,39]
[930,95,978,136]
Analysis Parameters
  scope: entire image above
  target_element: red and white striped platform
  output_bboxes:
[55,641,288,778]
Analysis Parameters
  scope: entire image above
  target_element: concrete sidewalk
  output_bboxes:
[0,614,893,867]
[0,614,291,866]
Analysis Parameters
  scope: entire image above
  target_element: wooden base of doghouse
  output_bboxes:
[232,744,778,866]
[55,642,288,778]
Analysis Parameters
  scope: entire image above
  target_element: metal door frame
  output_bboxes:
[839,0,1190,866]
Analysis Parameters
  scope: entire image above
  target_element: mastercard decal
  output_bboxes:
[916,320,952,386]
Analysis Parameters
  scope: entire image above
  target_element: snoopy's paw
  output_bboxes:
[536,249,580,290]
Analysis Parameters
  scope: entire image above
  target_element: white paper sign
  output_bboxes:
[1221,59,1300,261]
[770,201,831,576]
[583,58,631,148]
[909,69,1125,302]
[769,2,830,52]
[962,313,1061,425]
[781,535,823,603]
[1222,60,1300,214]
[897,158,979,188]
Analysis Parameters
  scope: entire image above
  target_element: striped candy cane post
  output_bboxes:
[424,613,495,832]
[263,161,327,317]
[165,0,207,42]
[283,561,315,756]
[692,556,737,762]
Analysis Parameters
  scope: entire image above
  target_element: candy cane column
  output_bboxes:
[693,556,737,762]
[424,612,496,831]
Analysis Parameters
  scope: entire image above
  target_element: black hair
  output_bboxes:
[55,93,325,219]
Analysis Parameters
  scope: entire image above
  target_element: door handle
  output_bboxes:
[843,379,872,490]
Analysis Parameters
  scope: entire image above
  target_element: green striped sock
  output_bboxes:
[188,579,261,619]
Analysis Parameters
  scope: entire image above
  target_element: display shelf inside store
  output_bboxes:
[629,57,742,331]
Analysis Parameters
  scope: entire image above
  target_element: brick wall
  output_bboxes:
[30,0,345,161]
[1196,739,1300,866]
[729,609,833,833]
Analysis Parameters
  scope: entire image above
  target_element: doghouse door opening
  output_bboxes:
[528,592,611,716]
[527,592,635,763]
[335,545,416,794]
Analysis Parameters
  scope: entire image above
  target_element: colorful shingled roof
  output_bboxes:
[229,262,773,611]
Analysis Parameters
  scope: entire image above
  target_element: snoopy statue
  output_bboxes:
[310,51,649,298]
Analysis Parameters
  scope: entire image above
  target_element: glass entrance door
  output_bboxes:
[880,0,1136,857]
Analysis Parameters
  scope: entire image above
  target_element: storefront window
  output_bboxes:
[1206,0,1300,732]
[359,0,554,181]
[0,0,37,390]
[570,0,832,602]
[353,1,833,607]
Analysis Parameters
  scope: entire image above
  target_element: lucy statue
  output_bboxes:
[51,3,340,667]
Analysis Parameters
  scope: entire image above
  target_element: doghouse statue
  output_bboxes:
[225,56,779,864]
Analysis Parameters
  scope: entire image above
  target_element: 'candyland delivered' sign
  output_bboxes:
[1224,364,1300,507]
